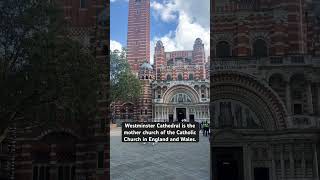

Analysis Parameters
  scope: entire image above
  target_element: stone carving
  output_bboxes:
[213,100,262,129]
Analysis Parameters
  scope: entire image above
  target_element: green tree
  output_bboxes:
[110,49,141,102]
[0,0,99,134]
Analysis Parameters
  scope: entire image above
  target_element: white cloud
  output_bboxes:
[111,0,128,3]
[150,0,210,64]
[151,1,177,22]
[110,40,123,52]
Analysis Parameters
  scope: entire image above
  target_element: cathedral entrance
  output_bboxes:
[169,114,173,122]
[176,108,186,122]
[254,167,269,180]
[212,147,244,180]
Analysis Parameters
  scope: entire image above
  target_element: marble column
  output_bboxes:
[286,82,292,115]
[50,144,57,180]
[270,145,277,180]
[313,143,319,179]
[302,144,306,177]
[289,144,294,177]
[317,84,320,116]
[243,145,250,179]
[306,82,313,114]
[281,145,285,178]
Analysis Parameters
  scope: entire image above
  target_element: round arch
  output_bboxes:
[211,72,288,130]
[163,85,200,104]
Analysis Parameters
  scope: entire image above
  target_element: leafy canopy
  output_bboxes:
[110,48,141,102]
[0,0,99,132]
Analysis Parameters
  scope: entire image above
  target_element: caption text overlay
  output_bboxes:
[122,122,200,142]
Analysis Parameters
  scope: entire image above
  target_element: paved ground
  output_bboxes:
[110,127,210,180]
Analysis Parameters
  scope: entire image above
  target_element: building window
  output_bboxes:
[97,151,104,169]
[145,109,148,115]
[253,39,268,57]
[167,74,172,80]
[141,109,143,115]
[80,0,86,8]
[293,104,303,115]
[189,74,194,80]
[178,74,183,81]
[216,41,231,58]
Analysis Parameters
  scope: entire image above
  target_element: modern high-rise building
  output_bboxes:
[127,0,150,73]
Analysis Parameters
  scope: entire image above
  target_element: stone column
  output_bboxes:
[313,143,319,179]
[289,144,294,177]
[286,82,292,115]
[243,145,250,179]
[50,144,57,180]
[302,144,306,177]
[281,145,285,178]
[247,145,252,180]
[186,108,189,121]
[306,81,313,114]
[270,145,277,180]
[161,107,163,121]
[318,84,320,116]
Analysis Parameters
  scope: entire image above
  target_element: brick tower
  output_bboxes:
[127,0,150,73]
[138,62,154,121]
[154,41,165,80]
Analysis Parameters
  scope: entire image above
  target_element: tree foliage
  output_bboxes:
[0,0,99,133]
[110,49,141,102]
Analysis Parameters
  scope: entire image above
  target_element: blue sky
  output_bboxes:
[110,0,210,63]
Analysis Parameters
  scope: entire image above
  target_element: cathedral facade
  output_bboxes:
[211,0,320,179]
[151,39,210,122]
[112,0,210,123]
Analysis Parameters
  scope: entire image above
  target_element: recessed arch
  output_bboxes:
[163,85,200,104]
[211,72,288,130]
[252,39,268,57]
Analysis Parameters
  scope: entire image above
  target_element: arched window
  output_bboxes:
[216,41,231,57]
[170,93,192,103]
[189,74,194,80]
[167,74,172,80]
[253,39,268,57]
[178,74,183,81]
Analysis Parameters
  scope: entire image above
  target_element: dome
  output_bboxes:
[140,62,153,70]
[194,38,202,45]
[156,40,163,47]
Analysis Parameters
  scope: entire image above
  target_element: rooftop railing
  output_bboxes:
[210,55,320,71]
